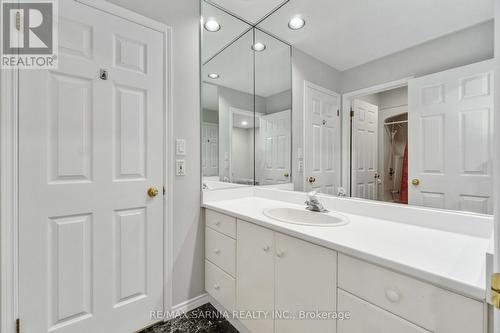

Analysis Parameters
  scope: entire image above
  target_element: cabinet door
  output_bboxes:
[237,220,275,333]
[275,233,337,333]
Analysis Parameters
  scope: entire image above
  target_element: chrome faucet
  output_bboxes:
[305,191,328,212]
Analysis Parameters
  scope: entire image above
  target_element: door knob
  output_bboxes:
[147,186,159,198]
[411,179,420,186]
[308,176,316,184]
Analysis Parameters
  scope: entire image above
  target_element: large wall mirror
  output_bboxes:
[201,0,494,215]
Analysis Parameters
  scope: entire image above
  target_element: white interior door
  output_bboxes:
[408,60,494,213]
[202,123,219,177]
[18,1,165,332]
[259,110,291,185]
[304,82,341,195]
[351,99,379,200]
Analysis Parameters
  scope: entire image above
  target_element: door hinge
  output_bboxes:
[15,11,21,31]
[337,109,340,117]
[350,108,354,118]
[15,318,20,333]
[491,273,500,309]
[163,186,166,196]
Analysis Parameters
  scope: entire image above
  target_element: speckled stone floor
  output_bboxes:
[140,303,239,333]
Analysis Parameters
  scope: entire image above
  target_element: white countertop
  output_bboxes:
[204,196,490,301]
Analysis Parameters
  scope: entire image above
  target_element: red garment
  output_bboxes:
[399,144,408,204]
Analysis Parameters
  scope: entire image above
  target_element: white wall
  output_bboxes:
[292,48,342,191]
[231,127,254,181]
[266,89,292,114]
[340,20,494,93]
[106,0,204,307]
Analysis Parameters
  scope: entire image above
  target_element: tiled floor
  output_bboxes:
[140,303,239,333]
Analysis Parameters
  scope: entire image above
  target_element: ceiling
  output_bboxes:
[249,0,493,71]
[202,27,291,97]
[202,1,251,63]
[207,0,288,25]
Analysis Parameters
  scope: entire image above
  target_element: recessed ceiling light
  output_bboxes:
[204,19,221,32]
[208,73,220,79]
[252,42,266,52]
[241,121,248,126]
[288,16,305,30]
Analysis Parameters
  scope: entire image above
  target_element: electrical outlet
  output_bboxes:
[176,139,186,155]
[176,160,186,176]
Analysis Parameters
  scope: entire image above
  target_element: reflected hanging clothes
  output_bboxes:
[399,144,408,204]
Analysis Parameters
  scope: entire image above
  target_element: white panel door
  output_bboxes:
[408,60,494,213]
[275,233,337,333]
[237,221,275,333]
[351,99,379,200]
[304,82,341,195]
[259,110,291,185]
[202,123,219,177]
[18,1,165,332]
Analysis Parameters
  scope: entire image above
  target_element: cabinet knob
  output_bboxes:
[385,289,401,303]
[214,249,220,254]
[276,250,284,258]
[263,245,270,252]
[214,284,220,290]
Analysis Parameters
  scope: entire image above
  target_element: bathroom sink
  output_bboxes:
[263,208,349,226]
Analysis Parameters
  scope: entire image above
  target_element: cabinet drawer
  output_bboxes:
[206,260,235,311]
[206,209,236,238]
[338,289,430,333]
[338,254,484,333]
[206,227,236,276]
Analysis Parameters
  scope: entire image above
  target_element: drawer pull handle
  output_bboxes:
[214,284,220,290]
[276,250,284,258]
[263,245,270,252]
[385,289,401,303]
[214,249,220,254]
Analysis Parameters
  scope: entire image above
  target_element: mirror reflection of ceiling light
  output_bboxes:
[252,42,266,52]
[241,121,248,126]
[288,16,305,30]
[204,19,221,32]
[208,73,220,79]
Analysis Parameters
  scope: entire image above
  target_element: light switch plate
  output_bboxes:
[176,160,186,176]
[176,139,186,155]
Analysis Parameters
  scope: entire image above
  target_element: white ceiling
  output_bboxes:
[202,28,291,97]
[233,113,256,128]
[208,0,287,24]
[255,0,494,70]
[202,1,251,63]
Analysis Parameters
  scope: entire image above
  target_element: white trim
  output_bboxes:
[341,77,413,196]
[75,0,174,313]
[302,80,341,192]
[170,293,209,316]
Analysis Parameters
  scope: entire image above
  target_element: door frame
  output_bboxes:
[303,80,341,192]
[341,77,413,196]
[0,1,174,331]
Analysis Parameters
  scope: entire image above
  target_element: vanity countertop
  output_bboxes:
[203,195,490,301]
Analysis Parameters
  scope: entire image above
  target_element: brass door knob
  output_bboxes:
[147,186,159,198]
[308,176,316,184]
[284,172,289,178]
[411,179,420,186]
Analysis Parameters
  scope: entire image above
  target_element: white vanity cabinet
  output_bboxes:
[204,209,485,333]
[236,220,337,333]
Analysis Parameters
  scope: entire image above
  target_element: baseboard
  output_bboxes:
[171,293,209,315]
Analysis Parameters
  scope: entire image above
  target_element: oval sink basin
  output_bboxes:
[263,208,349,227]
